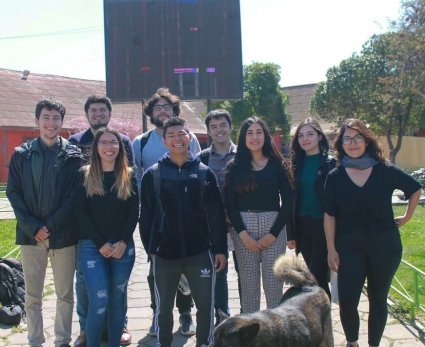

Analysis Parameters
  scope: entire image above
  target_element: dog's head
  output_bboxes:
[209,316,261,347]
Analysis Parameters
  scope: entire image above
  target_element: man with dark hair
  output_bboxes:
[198,109,240,325]
[70,95,133,163]
[132,88,200,336]
[7,98,83,347]
[140,117,227,347]
[69,95,134,347]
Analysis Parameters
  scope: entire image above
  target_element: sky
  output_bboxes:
[0,0,402,87]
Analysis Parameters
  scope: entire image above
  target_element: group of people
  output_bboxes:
[6,87,421,347]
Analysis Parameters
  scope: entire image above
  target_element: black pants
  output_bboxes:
[296,216,331,298]
[148,261,193,314]
[337,230,402,346]
[153,251,215,347]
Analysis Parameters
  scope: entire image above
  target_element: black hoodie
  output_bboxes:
[139,154,227,259]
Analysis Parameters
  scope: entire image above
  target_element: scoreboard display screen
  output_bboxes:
[104,0,243,101]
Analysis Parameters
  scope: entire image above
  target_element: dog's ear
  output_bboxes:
[218,309,229,322]
[238,321,260,345]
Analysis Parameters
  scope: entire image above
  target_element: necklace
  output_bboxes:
[251,158,268,170]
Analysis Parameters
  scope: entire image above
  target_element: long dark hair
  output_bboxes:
[334,118,385,163]
[225,116,292,193]
[291,117,329,164]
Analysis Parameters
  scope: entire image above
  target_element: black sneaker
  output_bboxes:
[179,312,195,336]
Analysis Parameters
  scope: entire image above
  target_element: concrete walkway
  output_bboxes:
[0,197,424,346]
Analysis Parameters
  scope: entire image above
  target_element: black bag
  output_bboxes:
[0,304,23,325]
[0,258,25,325]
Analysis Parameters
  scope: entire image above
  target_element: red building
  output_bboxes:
[0,68,207,182]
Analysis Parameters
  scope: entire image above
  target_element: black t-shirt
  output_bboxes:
[324,162,421,235]
[225,159,293,237]
[74,171,139,249]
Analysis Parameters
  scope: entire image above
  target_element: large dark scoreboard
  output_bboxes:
[104,0,243,101]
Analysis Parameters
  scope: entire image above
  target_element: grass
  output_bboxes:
[0,219,18,258]
[390,205,425,322]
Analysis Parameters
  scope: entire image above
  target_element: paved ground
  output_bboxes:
[0,197,424,346]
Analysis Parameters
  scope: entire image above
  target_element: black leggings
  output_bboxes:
[337,231,402,346]
[296,216,331,299]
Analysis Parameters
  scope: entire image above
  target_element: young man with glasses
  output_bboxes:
[132,88,200,337]
[69,95,134,347]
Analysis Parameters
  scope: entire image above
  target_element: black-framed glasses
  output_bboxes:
[342,134,365,145]
[153,104,172,111]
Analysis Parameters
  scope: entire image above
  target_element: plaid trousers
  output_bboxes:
[230,211,286,313]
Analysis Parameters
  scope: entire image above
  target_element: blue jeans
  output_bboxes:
[79,239,135,347]
[75,244,88,333]
[76,243,129,333]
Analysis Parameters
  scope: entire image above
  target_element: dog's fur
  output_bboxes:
[209,255,334,347]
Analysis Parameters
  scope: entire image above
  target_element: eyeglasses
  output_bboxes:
[98,140,119,147]
[153,104,173,111]
[342,134,365,145]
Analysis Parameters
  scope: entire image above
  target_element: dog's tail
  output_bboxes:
[273,254,318,287]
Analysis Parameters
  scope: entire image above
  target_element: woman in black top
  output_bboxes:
[74,128,139,347]
[324,119,421,347]
[224,116,293,313]
[291,117,335,298]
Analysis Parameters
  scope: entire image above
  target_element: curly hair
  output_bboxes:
[144,87,180,121]
[334,118,385,163]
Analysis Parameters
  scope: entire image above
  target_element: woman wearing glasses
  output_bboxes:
[323,119,421,347]
[291,117,335,299]
[224,116,293,313]
[74,128,139,347]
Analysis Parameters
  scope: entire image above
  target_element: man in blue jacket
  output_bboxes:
[7,98,83,347]
[140,117,227,347]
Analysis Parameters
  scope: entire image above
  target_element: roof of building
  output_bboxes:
[0,68,207,136]
[283,83,335,135]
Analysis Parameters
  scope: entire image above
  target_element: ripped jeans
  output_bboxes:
[79,239,135,347]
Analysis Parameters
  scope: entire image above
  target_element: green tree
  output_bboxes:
[391,0,425,101]
[311,32,425,163]
[212,62,290,141]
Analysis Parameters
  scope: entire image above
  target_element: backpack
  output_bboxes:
[140,129,154,158]
[0,258,25,325]
[198,149,210,166]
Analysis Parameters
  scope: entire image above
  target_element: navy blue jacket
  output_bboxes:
[139,154,227,259]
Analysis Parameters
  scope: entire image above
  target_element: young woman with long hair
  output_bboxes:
[290,117,335,298]
[74,128,139,347]
[324,119,421,347]
[224,116,294,313]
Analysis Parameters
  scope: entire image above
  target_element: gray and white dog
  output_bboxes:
[209,254,334,347]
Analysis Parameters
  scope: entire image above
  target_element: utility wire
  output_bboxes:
[0,26,102,41]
